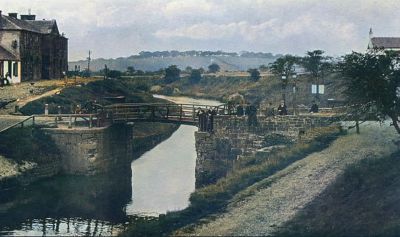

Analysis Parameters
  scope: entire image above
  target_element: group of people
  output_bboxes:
[235,103,259,126]
[265,101,288,116]
[265,101,319,117]
[197,108,217,132]
[198,100,320,132]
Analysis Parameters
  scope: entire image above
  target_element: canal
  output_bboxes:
[0,95,221,236]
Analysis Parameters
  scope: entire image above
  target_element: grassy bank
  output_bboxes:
[20,79,162,115]
[0,127,59,164]
[277,149,400,237]
[121,126,343,236]
[137,72,345,108]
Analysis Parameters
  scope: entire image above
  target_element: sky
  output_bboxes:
[3,0,400,61]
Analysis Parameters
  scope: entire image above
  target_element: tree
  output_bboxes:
[269,55,298,78]
[189,69,202,84]
[126,66,135,76]
[185,66,193,73]
[301,50,332,98]
[208,63,220,73]
[259,64,268,72]
[108,70,122,79]
[269,55,299,102]
[338,50,400,134]
[248,68,260,82]
[164,65,181,83]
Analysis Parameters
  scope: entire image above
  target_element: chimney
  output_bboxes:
[20,14,36,21]
[369,28,374,39]
[8,13,17,19]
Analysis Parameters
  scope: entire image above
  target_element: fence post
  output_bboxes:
[180,104,183,120]
[57,106,62,121]
[192,106,196,121]
[68,116,72,129]
[45,104,49,116]
[32,116,35,127]
[89,115,93,128]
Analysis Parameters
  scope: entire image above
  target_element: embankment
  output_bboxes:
[0,79,179,189]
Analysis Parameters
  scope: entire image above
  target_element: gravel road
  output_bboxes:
[189,122,399,236]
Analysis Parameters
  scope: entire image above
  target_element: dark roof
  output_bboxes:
[28,20,59,34]
[371,37,400,49]
[0,46,18,60]
[0,15,59,35]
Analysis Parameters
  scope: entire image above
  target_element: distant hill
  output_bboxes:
[69,51,281,72]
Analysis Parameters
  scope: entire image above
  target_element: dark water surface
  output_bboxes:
[0,125,197,236]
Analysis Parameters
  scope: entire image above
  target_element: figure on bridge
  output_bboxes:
[197,109,207,132]
[277,101,288,115]
[246,103,258,127]
[309,101,319,113]
[265,102,275,117]
[207,108,217,132]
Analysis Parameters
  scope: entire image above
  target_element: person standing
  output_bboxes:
[266,102,275,117]
[277,101,288,115]
[309,101,319,113]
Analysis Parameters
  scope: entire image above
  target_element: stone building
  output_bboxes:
[0,11,68,83]
[368,28,400,52]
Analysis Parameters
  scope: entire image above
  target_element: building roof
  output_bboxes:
[0,14,59,35]
[370,37,400,49]
[0,46,18,61]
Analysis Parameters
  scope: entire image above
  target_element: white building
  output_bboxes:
[0,46,20,84]
[368,28,400,52]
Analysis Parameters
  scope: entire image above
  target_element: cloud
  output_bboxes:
[2,0,400,60]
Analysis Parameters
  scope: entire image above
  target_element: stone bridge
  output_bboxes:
[0,103,342,180]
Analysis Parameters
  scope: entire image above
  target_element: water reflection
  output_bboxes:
[3,218,124,236]
[126,125,197,216]
[0,170,131,236]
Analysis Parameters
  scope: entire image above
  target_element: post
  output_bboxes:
[54,117,58,127]
[89,115,93,128]
[68,116,72,129]
[180,104,183,120]
[45,104,49,116]
[32,116,35,127]
[356,119,360,134]
[57,106,62,121]
[192,105,196,121]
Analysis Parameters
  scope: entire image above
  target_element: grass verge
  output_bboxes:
[277,149,400,237]
[0,127,59,164]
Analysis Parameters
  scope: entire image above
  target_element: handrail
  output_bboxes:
[0,116,35,133]
[104,103,225,108]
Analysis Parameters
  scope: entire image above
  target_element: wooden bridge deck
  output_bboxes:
[103,103,226,125]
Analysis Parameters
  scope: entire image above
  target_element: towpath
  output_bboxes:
[187,122,399,236]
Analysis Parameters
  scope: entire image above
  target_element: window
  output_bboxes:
[13,62,18,77]
[11,40,18,49]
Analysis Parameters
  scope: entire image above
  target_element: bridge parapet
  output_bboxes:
[103,103,228,125]
[213,114,341,138]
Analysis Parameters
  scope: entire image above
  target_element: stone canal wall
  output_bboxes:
[195,114,340,187]
[43,124,133,175]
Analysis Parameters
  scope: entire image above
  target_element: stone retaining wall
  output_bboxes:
[43,124,133,175]
[195,114,340,187]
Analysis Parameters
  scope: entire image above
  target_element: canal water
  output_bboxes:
[0,95,221,236]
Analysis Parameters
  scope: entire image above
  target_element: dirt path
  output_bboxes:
[16,88,61,107]
[188,122,399,236]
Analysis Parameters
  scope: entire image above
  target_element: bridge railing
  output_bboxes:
[0,116,36,133]
[103,103,228,124]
